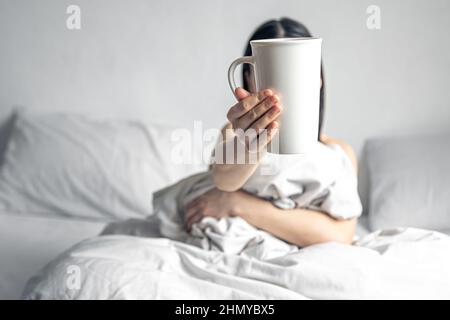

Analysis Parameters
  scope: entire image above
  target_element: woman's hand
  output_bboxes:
[210,88,282,193]
[184,188,237,231]
[226,87,281,152]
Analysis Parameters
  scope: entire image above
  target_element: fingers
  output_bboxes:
[237,95,279,130]
[247,121,279,152]
[264,120,279,145]
[249,104,282,132]
[234,87,251,101]
[185,199,201,220]
[185,199,204,231]
[185,205,201,230]
[267,120,279,132]
[227,89,273,122]
[186,210,203,231]
[185,197,202,212]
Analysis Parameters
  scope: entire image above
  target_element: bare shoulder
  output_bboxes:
[320,134,358,171]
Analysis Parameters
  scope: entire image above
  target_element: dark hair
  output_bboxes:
[242,17,325,139]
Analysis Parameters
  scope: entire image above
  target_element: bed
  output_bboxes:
[0,110,206,299]
[1,110,449,299]
[0,213,105,299]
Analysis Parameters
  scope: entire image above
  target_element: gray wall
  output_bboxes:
[1,0,449,154]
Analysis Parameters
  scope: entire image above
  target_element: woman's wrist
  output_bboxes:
[229,190,269,221]
[228,190,251,218]
[216,133,267,166]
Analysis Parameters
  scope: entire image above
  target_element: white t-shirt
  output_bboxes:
[242,142,362,220]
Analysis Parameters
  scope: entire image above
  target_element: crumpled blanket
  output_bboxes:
[106,143,362,260]
[23,228,450,299]
[21,144,450,300]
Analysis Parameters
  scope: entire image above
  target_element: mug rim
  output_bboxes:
[250,37,322,46]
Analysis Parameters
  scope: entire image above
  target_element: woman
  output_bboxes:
[185,18,359,247]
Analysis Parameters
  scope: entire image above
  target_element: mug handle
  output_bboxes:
[227,56,255,99]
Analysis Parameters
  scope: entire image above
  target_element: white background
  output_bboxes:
[1,0,449,154]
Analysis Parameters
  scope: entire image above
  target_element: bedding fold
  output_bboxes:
[133,143,363,260]
[23,228,450,299]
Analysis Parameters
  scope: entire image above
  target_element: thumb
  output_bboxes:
[234,87,251,101]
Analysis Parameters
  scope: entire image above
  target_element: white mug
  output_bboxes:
[228,37,322,154]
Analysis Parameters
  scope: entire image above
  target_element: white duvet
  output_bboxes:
[22,142,450,299]
[23,226,450,299]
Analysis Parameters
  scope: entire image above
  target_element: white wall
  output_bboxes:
[1,0,449,154]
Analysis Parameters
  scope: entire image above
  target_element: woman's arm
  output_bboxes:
[210,122,260,191]
[232,190,356,246]
[211,88,281,192]
[185,188,357,246]
[231,137,359,246]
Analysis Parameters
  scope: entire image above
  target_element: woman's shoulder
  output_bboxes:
[320,134,357,171]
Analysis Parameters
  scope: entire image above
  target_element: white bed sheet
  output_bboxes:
[23,226,450,299]
[0,212,105,299]
[2,209,448,300]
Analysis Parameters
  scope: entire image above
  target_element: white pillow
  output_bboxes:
[365,133,450,231]
[0,111,207,222]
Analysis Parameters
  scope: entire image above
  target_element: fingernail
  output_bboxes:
[263,89,272,96]
[271,96,279,104]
